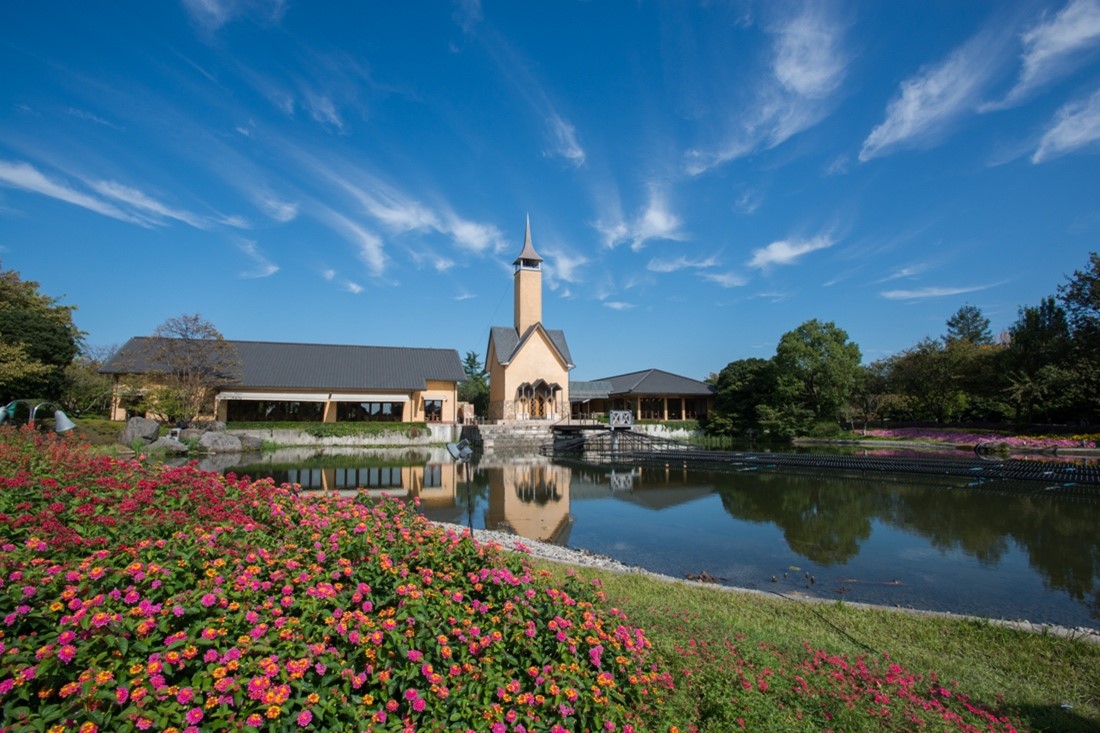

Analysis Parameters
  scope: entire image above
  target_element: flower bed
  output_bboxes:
[861,428,1097,449]
[1,428,1029,732]
[0,429,662,732]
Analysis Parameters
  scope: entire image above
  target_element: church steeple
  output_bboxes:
[513,215,543,334]
[513,214,543,269]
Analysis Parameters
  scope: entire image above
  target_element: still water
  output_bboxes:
[214,447,1100,631]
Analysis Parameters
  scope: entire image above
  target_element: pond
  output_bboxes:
[208,446,1100,631]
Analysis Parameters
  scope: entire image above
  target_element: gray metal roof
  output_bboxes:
[486,324,573,369]
[101,337,465,391]
[596,368,715,396]
[569,380,612,401]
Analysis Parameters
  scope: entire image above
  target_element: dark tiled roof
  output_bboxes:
[597,369,715,396]
[486,324,573,368]
[569,380,612,400]
[101,337,465,391]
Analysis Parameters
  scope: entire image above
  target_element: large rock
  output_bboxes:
[178,428,206,443]
[192,420,227,432]
[147,437,190,455]
[199,431,243,453]
[119,417,160,446]
[237,434,264,452]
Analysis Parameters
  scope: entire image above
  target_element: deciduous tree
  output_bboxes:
[145,314,240,424]
[0,264,82,403]
[772,319,862,429]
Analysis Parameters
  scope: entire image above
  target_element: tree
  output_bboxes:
[61,344,118,417]
[1004,297,1072,422]
[1058,252,1100,421]
[144,314,240,424]
[772,319,862,429]
[457,350,489,418]
[707,357,775,437]
[850,360,891,432]
[889,338,969,424]
[0,264,82,403]
[945,304,993,345]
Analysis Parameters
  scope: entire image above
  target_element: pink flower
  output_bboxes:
[200,593,217,607]
[185,707,204,724]
[296,710,313,726]
[57,645,76,664]
[115,687,129,704]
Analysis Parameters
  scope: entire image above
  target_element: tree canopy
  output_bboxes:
[0,264,82,403]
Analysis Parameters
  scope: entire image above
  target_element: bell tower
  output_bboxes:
[513,214,543,335]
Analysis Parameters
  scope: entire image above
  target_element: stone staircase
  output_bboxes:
[462,422,555,454]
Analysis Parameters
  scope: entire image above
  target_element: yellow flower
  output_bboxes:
[266,705,282,719]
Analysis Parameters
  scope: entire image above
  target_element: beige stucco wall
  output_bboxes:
[514,267,542,335]
[488,328,570,421]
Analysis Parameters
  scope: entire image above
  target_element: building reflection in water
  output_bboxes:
[289,453,573,546]
[484,462,572,544]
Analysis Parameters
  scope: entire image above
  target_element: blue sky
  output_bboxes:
[2,1,1099,381]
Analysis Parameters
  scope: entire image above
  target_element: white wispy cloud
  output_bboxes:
[1032,86,1100,162]
[443,214,505,255]
[647,254,719,273]
[313,162,504,255]
[256,192,299,223]
[235,238,279,278]
[343,280,364,294]
[686,3,848,174]
[631,194,685,250]
[547,114,586,167]
[747,234,834,269]
[860,28,1009,161]
[734,187,763,214]
[181,0,287,32]
[304,92,344,132]
[453,291,477,301]
[91,180,207,228]
[321,268,336,281]
[452,0,482,33]
[0,160,139,224]
[880,283,994,300]
[874,261,934,283]
[700,271,748,288]
[992,0,1100,108]
[65,108,122,130]
[471,24,587,167]
[598,189,687,251]
[319,208,387,276]
[544,248,589,284]
[603,301,635,311]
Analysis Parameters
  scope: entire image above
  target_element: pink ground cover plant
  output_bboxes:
[648,610,1025,733]
[0,428,1031,732]
[861,428,1098,449]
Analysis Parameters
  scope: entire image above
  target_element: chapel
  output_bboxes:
[485,217,574,421]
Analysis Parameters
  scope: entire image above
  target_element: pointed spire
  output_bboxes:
[513,213,543,265]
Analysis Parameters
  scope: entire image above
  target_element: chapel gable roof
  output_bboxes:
[486,324,573,369]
